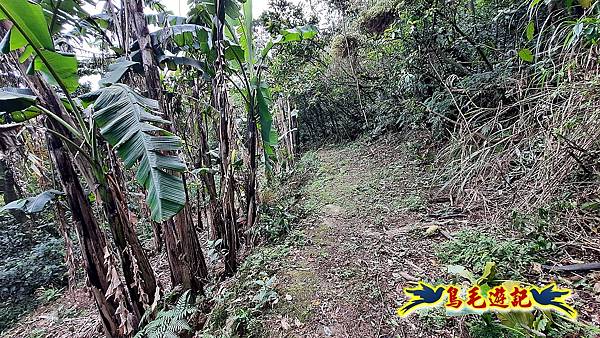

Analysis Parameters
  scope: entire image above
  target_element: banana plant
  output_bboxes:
[0,189,64,214]
[177,0,317,229]
[183,0,318,168]
[232,0,317,227]
[91,83,187,221]
[0,0,188,222]
[236,9,318,169]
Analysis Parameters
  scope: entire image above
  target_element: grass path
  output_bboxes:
[265,134,471,337]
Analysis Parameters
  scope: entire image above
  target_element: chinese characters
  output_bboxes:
[397,282,576,319]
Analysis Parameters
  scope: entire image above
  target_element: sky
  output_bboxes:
[163,0,275,19]
[83,1,291,19]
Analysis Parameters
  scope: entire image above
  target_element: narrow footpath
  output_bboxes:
[266,134,470,337]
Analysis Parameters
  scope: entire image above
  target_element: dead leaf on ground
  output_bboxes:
[281,318,290,330]
[425,225,440,236]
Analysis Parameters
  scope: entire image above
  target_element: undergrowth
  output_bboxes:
[200,153,315,336]
[135,291,196,338]
[201,241,294,337]
[436,229,549,280]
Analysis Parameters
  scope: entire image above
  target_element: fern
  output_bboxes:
[135,291,197,338]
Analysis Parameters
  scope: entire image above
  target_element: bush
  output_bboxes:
[0,223,66,331]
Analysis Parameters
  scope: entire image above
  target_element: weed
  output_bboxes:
[546,319,600,338]
[253,204,296,242]
[135,291,196,338]
[36,286,62,304]
[26,328,46,338]
[511,209,560,252]
[468,320,519,338]
[295,151,320,178]
[251,275,278,309]
[206,239,224,265]
[396,194,426,211]
[202,242,291,337]
[57,305,80,319]
[445,263,599,338]
[436,229,548,279]
[419,307,451,330]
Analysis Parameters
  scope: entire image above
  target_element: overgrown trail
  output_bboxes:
[267,135,468,337]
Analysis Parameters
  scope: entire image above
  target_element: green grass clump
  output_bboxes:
[436,229,548,279]
[467,320,519,338]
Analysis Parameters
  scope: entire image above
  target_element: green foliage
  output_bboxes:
[249,275,279,311]
[135,291,196,338]
[0,1,54,51]
[0,88,37,113]
[468,320,519,338]
[36,286,63,304]
[258,0,311,35]
[92,84,186,221]
[518,48,534,62]
[0,190,64,214]
[357,0,400,34]
[276,25,318,44]
[34,51,80,94]
[446,263,596,338]
[526,21,535,41]
[253,202,296,241]
[202,236,296,336]
[0,230,66,331]
[267,0,538,145]
[98,59,139,87]
[0,88,41,124]
[0,0,80,94]
[256,82,277,167]
[398,194,425,211]
[26,328,47,338]
[436,230,548,279]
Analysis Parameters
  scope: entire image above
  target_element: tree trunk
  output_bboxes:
[195,96,225,241]
[55,200,78,291]
[0,158,26,222]
[40,89,123,337]
[245,97,258,233]
[48,133,123,336]
[126,0,208,292]
[7,45,125,335]
[215,0,238,275]
[35,55,155,325]
[97,168,157,318]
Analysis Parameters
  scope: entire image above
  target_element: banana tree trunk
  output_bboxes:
[95,161,157,318]
[215,0,239,275]
[2,36,125,333]
[196,100,225,241]
[34,78,123,337]
[0,158,26,222]
[48,133,122,336]
[126,0,208,292]
[246,98,257,231]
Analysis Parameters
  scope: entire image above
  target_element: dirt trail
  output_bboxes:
[4,134,597,337]
[266,135,469,337]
